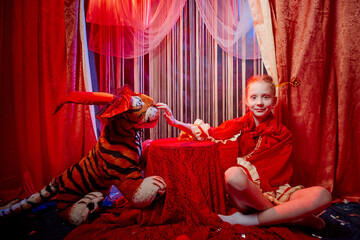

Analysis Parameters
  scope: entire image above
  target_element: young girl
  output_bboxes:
[156,75,331,229]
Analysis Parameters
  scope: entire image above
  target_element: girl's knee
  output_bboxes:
[304,186,332,209]
[315,186,332,208]
[224,167,249,191]
[291,186,332,210]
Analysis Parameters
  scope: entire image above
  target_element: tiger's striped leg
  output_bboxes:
[0,178,58,217]
[59,192,104,226]
[0,199,20,211]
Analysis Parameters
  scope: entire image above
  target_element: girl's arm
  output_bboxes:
[156,103,195,138]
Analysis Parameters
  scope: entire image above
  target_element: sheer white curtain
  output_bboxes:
[248,0,278,84]
[86,0,263,60]
[86,0,186,58]
[194,0,260,59]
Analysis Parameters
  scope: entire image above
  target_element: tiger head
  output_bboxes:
[125,94,159,129]
[96,86,159,129]
[54,85,159,129]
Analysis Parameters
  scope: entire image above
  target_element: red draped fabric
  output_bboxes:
[66,138,313,240]
[0,0,96,203]
[270,0,360,201]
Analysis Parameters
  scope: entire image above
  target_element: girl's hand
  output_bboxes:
[156,103,178,127]
[156,103,195,138]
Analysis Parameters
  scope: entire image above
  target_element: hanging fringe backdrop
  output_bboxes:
[86,0,265,140]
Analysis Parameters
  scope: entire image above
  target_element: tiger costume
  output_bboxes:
[0,86,166,226]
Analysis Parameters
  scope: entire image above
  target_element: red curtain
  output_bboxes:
[0,0,96,204]
[271,0,360,201]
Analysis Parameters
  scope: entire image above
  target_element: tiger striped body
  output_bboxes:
[0,87,166,225]
[56,117,144,214]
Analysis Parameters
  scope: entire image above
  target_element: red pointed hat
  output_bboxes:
[96,86,140,120]
[54,85,139,121]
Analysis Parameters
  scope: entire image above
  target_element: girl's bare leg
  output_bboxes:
[256,186,331,228]
[219,167,273,226]
[224,167,273,212]
[219,167,332,229]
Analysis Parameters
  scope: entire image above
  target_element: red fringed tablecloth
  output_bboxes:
[65,138,314,239]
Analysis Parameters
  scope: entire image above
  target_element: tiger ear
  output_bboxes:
[96,85,140,120]
[53,92,115,115]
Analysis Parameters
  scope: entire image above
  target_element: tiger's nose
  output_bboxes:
[153,107,159,118]
[149,106,158,115]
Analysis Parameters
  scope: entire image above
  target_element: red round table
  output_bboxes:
[145,138,228,219]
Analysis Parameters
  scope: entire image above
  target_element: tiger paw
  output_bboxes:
[132,176,166,208]
[66,192,104,226]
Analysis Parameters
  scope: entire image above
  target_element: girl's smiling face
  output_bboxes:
[245,80,277,126]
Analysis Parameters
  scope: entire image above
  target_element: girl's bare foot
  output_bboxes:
[218,212,259,226]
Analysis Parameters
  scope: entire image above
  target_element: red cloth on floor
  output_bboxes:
[65,138,314,239]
